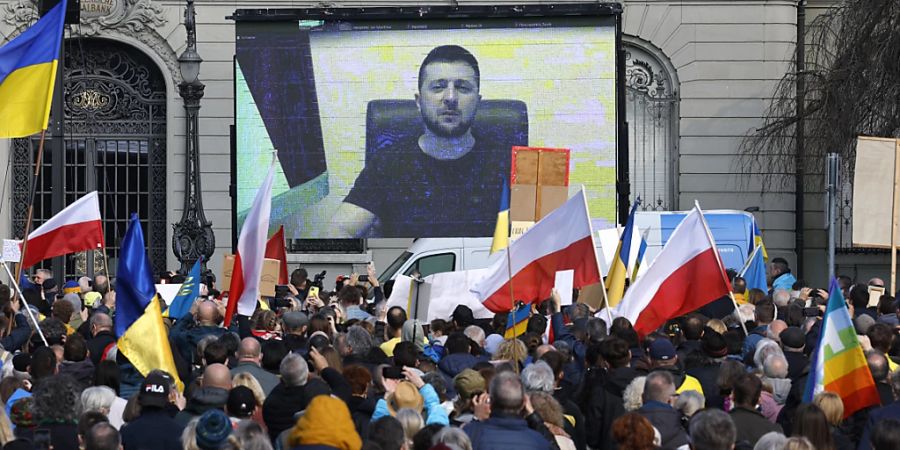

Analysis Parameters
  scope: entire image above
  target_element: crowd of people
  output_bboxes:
[0,261,897,450]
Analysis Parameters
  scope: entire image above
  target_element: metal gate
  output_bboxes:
[12,38,167,277]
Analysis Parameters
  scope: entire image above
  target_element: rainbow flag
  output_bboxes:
[804,277,880,417]
[0,1,66,137]
[490,176,510,254]
[606,198,640,308]
[504,303,530,339]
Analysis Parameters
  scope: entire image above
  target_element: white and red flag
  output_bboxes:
[471,189,601,312]
[21,191,104,269]
[614,204,732,336]
[224,159,276,326]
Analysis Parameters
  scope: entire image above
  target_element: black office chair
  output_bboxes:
[365,99,528,164]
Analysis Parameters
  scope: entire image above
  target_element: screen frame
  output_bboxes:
[229,3,628,252]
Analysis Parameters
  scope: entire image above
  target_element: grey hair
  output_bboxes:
[490,371,525,416]
[234,420,273,450]
[35,269,52,279]
[80,386,116,414]
[623,376,646,411]
[753,432,788,450]
[520,360,555,393]
[89,312,113,329]
[433,426,473,450]
[280,353,309,387]
[182,417,202,450]
[753,338,784,369]
[674,390,705,417]
[772,289,792,307]
[346,325,374,356]
[395,408,424,444]
[643,371,676,404]
[689,409,737,450]
[763,354,789,379]
[463,325,485,346]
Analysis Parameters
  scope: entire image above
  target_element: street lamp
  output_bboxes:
[173,0,215,276]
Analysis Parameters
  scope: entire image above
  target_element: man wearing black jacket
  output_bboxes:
[120,372,183,450]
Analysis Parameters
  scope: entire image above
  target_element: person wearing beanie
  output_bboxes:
[120,372,184,450]
[779,326,809,381]
[288,395,362,450]
[686,329,727,408]
[193,409,234,450]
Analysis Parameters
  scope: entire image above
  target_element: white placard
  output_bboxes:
[555,270,574,306]
[2,240,21,263]
[155,284,183,306]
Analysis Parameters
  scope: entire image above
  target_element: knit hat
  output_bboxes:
[83,291,102,308]
[289,395,362,450]
[62,281,80,295]
[387,381,424,415]
[195,409,233,450]
[9,397,35,428]
[701,331,728,358]
[226,386,257,418]
[454,369,485,401]
[780,327,805,349]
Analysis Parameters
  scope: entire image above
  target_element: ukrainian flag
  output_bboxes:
[504,303,530,339]
[631,228,649,282]
[116,214,184,391]
[163,257,201,319]
[490,176,510,254]
[606,198,640,308]
[752,222,768,262]
[0,1,66,138]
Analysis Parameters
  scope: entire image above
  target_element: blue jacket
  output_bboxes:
[372,383,449,426]
[858,401,900,450]
[464,414,552,450]
[169,312,229,363]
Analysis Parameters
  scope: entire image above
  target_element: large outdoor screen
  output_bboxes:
[234,11,618,238]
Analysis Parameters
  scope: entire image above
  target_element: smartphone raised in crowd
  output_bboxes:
[308,286,320,300]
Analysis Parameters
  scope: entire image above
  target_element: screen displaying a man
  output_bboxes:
[333,45,511,238]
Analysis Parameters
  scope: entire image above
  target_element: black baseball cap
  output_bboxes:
[139,373,171,408]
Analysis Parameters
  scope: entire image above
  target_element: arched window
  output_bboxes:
[624,38,678,211]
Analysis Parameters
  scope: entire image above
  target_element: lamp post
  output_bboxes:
[173,0,214,276]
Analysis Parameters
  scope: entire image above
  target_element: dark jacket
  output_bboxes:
[174,386,229,427]
[121,408,185,450]
[859,401,900,450]
[464,414,553,450]
[438,352,479,378]
[637,401,689,450]
[603,366,641,398]
[347,395,376,438]
[58,359,95,388]
[578,368,625,450]
[686,364,721,408]
[554,391,586,450]
[1,314,32,353]
[86,330,117,366]
[730,406,783,447]
[231,361,280,395]
[170,314,229,363]
[263,378,332,441]
[283,333,308,354]
[37,423,78,450]
[784,350,809,381]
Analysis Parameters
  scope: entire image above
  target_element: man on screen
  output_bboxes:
[333,45,509,237]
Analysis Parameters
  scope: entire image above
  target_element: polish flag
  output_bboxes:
[22,191,104,269]
[472,189,601,312]
[614,204,732,336]
[264,225,289,285]
[224,160,276,326]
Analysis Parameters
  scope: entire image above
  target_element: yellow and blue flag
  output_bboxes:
[0,1,66,137]
[752,222,768,262]
[739,245,767,292]
[490,176,511,254]
[164,257,201,319]
[606,198,640,308]
[504,303,530,339]
[115,214,183,391]
[631,228,649,282]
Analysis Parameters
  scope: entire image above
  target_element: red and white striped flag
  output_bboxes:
[224,160,276,326]
[22,191,104,268]
[614,204,732,336]
[471,189,601,312]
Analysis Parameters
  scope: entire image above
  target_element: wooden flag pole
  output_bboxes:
[14,129,48,284]
[891,139,900,295]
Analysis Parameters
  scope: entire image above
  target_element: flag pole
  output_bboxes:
[14,129,49,284]
[579,186,614,325]
[695,200,748,336]
[1,261,48,346]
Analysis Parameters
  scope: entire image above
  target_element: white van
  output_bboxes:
[378,210,758,283]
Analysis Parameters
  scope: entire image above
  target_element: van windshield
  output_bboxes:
[379,251,412,282]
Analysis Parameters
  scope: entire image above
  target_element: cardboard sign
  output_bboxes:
[510,147,571,223]
[222,254,281,297]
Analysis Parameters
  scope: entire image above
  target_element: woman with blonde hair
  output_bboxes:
[813,391,853,450]
[232,372,267,428]
[493,338,527,368]
[782,436,815,450]
[395,408,424,447]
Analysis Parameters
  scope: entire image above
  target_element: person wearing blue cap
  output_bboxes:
[648,338,704,396]
[192,409,235,450]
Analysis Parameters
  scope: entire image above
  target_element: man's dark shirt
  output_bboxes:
[344,134,508,237]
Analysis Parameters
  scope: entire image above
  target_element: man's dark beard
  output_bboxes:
[421,110,475,138]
